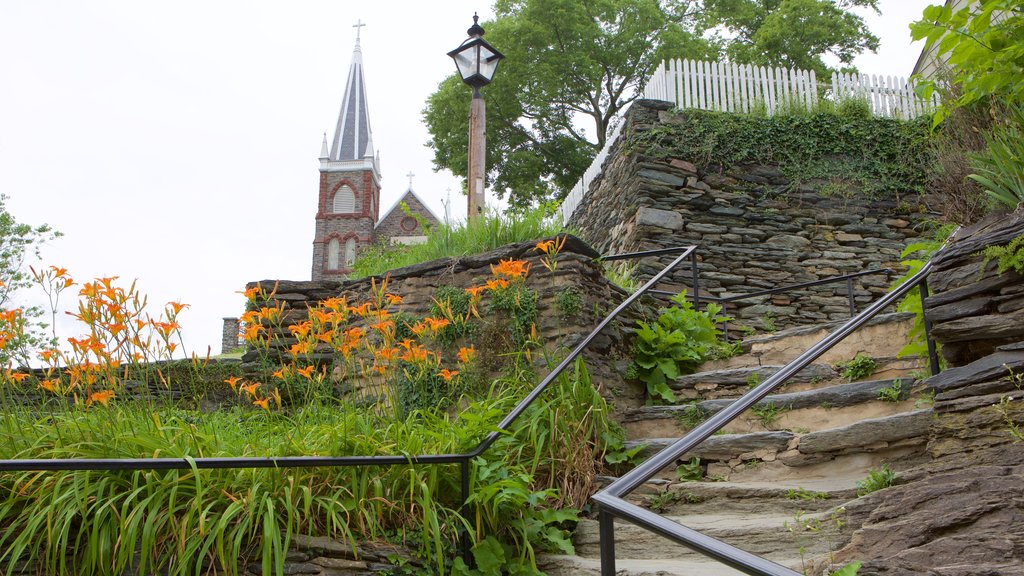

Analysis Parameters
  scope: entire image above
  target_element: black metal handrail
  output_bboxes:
[590,236,955,575]
[0,245,699,565]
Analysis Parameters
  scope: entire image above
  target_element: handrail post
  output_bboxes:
[460,459,472,566]
[918,278,941,376]
[690,251,700,310]
[599,508,616,576]
[846,277,855,316]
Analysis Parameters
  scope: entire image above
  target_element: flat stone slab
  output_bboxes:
[924,346,1024,396]
[670,363,838,391]
[627,431,795,461]
[797,409,932,454]
[627,379,908,424]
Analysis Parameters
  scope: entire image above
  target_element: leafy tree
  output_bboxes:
[424,0,881,210]
[911,0,1024,124]
[0,195,61,365]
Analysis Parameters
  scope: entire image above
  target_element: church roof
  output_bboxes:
[376,187,444,229]
[329,36,374,162]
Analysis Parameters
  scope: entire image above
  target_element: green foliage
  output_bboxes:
[891,224,957,363]
[979,233,1024,277]
[969,104,1024,209]
[488,283,538,347]
[747,371,762,389]
[911,0,1024,124]
[424,0,882,209]
[644,489,703,513]
[555,287,583,321]
[701,0,880,79]
[0,195,61,364]
[628,292,732,404]
[350,208,563,278]
[856,464,897,496]
[0,352,618,576]
[786,488,830,501]
[831,561,862,576]
[395,360,465,416]
[877,380,904,403]
[633,108,932,198]
[675,402,710,431]
[751,401,787,428]
[430,286,474,345]
[676,456,703,482]
[836,354,876,382]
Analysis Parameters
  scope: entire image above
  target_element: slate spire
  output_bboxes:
[329,30,374,162]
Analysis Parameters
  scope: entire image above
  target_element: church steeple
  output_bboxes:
[311,21,382,282]
[328,23,375,164]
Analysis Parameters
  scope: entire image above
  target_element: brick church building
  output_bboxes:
[311,30,440,281]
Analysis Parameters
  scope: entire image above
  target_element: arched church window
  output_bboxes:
[344,238,357,266]
[327,238,340,270]
[333,186,355,213]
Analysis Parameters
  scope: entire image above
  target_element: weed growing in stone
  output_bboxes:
[877,379,904,402]
[676,456,703,482]
[857,464,898,496]
[837,354,876,382]
[752,401,787,429]
[787,488,830,501]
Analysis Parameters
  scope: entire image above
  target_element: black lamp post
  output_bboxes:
[448,14,504,220]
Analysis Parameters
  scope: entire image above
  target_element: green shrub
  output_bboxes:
[979,233,1024,277]
[969,105,1024,210]
[837,354,876,382]
[877,379,904,403]
[856,464,897,496]
[350,208,564,278]
[628,293,732,404]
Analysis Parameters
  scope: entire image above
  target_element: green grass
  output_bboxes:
[856,464,897,496]
[350,209,565,278]
[0,357,611,576]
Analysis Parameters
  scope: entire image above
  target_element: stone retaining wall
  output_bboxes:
[567,100,938,332]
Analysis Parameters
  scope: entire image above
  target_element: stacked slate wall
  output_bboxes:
[568,99,937,332]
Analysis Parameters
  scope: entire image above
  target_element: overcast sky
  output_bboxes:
[0,1,935,358]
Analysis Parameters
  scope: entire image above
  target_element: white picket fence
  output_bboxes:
[558,59,939,223]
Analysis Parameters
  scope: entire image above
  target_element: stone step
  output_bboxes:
[569,512,834,563]
[624,409,933,482]
[538,554,755,576]
[701,312,916,371]
[624,378,920,438]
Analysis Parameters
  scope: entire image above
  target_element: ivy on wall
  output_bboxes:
[631,107,932,197]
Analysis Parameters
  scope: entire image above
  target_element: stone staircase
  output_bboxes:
[541,311,934,575]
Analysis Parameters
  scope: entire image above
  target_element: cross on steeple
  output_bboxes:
[353,20,366,40]
[406,171,415,190]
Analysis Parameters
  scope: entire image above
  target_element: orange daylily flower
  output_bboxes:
[491,258,530,279]
[39,379,58,393]
[8,372,29,383]
[240,382,260,397]
[238,286,262,300]
[377,347,398,361]
[87,389,115,407]
[437,368,459,382]
[424,317,450,332]
[485,278,510,291]
[253,397,270,410]
[410,322,429,337]
[385,293,403,306]
[167,301,189,314]
[297,365,316,379]
[458,346,476,364]
[224,376,242,390]
[348,302,372,316]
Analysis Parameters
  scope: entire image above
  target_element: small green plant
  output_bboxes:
[877,379,904,403]
[628,292,732,404]
[978,233,1024,277]
[762,310,777,333]
[602,261,640,293]
[890,225,956,363]
[998,396,1024,443]
[751,401,786,429]
[837,354,876,382]
[555,286,583,320]
[746,371,762,389]
[644,489,703,513]
[786,488,830,501]
[856,464,897,496]
[915,389,936,408]
[675,402,709,430]
[676,456,703,482]
[831,561,862,576]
